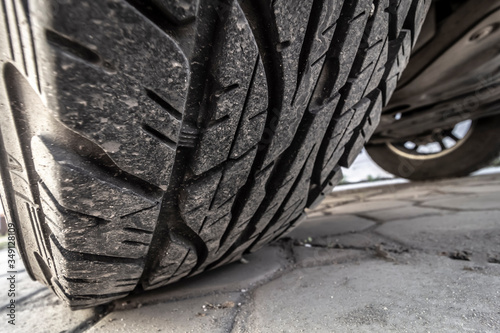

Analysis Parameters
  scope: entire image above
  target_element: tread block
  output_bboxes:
[323,0,373,100]
[40,184,159,259]
[292,0,342,110]
[50,236,143,298]
[209,164,274,264]
[307,167,343,209]
[238,165,275,224]
[230,60,268,159]
[35,0,191,187]
[405,0,431,46]
[340,0,389,112]
[264,0,342,165]
[340,91,383,167]
[320,146,345,184]
[309,0,377,189]
[258,193,306,244]
[340,133,366,167]
[251,104,344,250]
[199,212,232,253]
[320,97,370,183]
[32,136,159,220]
[177,149,257,272]
[389,0,411,38]
[52,278,127,310]
[179,171,223,233]
[382,29,412,103]
[212,148,257,208]
[362,90,383,139]
[190,1,260,175]
[365,37,389,93]
[247,94,340,243]
[146,241,197,287]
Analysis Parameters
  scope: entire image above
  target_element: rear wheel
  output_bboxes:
[366,115,500,180]
[0,0,429,308]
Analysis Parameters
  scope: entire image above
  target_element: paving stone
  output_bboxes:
[322,188,387,204]
[452,176,500,185]
[438,185,500,194]
[291,231,410,266]
[375,211,500,256]
[305,209,329,219]
[287,215,375,241]
[236,254,500,332]
[317,194,360,207]
[366,188,439,202]
[0,288,98,332]
[314,199,411,216]
[292,247,366,268]
[442,173,500,187]
[421,192,500,211]
[405,192,472,204]
[89,293,241,333]
[116,246,289,308]
[305,232,393,249]
[359,205,447,222]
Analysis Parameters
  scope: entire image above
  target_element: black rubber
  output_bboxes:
[366,115,500,180]
[0,0,429,308]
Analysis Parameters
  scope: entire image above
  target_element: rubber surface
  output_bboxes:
[0,0,429,308]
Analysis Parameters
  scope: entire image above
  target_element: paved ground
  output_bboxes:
[1,173,500,332]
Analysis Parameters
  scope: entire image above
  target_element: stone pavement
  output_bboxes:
[1,173,500,332]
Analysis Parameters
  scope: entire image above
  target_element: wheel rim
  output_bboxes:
[387,119,475,160]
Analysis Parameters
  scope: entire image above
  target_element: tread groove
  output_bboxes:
[348,10,367,23]
[123,227,154,235]
[11,0,27,74]
[45,29,101,64]
[141,123,177,150]
[25,0,41,92]
[322,22,337,35]
[292,0,327,106]
[119,204,159,219]
[214,83,240,98]
[228,56,260,156]
[1,0,15,60]
[206,114,230,128]
[145,88,183,121]
[50,234,142,264]
[248,109,267,121]
[122,240,149,247]
[276,40,291,52]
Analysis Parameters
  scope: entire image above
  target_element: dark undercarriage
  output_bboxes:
[370,0,500,145]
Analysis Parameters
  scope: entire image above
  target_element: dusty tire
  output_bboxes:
[366,115,500,180]
[0,0,429,308]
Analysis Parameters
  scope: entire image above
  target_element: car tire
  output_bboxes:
[0,0,429,308]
